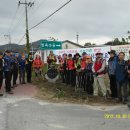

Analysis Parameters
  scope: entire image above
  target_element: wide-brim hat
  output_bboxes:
[75,53,81,57]
[68,54,72,57]
[95,52,103,55]
[5,50,11,53]
[108,50,116,55]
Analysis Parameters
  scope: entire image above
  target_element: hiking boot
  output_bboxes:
[122,99,128,104]
[0,93,3,96]
[11,86,14,89]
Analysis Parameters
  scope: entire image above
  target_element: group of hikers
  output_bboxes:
[0,49,130,104]
[47,50,130,104]
[0,50,43,96]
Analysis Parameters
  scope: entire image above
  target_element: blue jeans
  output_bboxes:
[116,81,128,101]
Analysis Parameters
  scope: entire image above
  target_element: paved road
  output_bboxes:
[0,83,130,130]
[0,95,130,130]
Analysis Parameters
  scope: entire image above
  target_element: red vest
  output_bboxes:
[67,59,75,70]
[81,57,87,70]
[94,59,104,75]
[33,59,42,68]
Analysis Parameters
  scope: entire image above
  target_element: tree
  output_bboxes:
[84,42,91,47]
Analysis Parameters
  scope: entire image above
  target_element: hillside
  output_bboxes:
[0,40,42,52]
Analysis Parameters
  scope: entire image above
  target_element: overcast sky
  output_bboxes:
[0,0,130,45]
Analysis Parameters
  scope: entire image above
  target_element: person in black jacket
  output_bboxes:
[26,53,33,83]
[10,51,19,88]
[62,53,67,83]
[86,56,94,95]
[0,52,4,96]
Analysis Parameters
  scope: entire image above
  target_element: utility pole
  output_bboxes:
[76,32,79,44]
[18,0,34,54]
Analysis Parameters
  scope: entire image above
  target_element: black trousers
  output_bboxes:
[86,75,94,95]
[0,70,3,89]
[109,75,117,98]
[19,69,25,84]
[61,70,67,83]
[128,78,130,95]
[4,71,12,92]
[26,65,32,82]
[66,69,76,86]
[13,69,18,85]
[77,71,87,90]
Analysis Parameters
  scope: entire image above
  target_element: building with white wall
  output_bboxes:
[34,40,84,62]
[62,40,84,49]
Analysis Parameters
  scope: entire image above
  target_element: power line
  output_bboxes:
[10,1,35,34]
[8,6,20,32]
[29,0,72,30]
[29,0,46,20]
[10,11,25,34]
[17,0,72,44]
[17,34,26,44]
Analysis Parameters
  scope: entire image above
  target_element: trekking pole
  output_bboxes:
[75,71,78,92]
[85,72,89,101]
[79,70,84,97]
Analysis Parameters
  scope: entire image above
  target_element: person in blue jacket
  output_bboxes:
[19,54,26,84]
[108,50,118,98]
[115,52,128,104]
[4,50,14,94]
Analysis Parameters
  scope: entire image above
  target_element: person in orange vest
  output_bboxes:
[33,54,43,79]
[47,51,57,68]
[66,54,76,86]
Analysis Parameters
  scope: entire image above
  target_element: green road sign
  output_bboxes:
[40,40,62,50]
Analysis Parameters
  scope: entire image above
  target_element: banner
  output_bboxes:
[111,45,130,60]
[53,46,111,61]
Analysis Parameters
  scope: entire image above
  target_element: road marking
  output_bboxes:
[48,124,66,129]
[0,111,3,114]
[38,102,49,106]
[13,104,19,107]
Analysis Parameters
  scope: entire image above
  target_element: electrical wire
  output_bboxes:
[17,0,72,44]
[29,0,72,30]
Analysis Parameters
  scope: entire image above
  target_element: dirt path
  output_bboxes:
[12,83,38,97]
